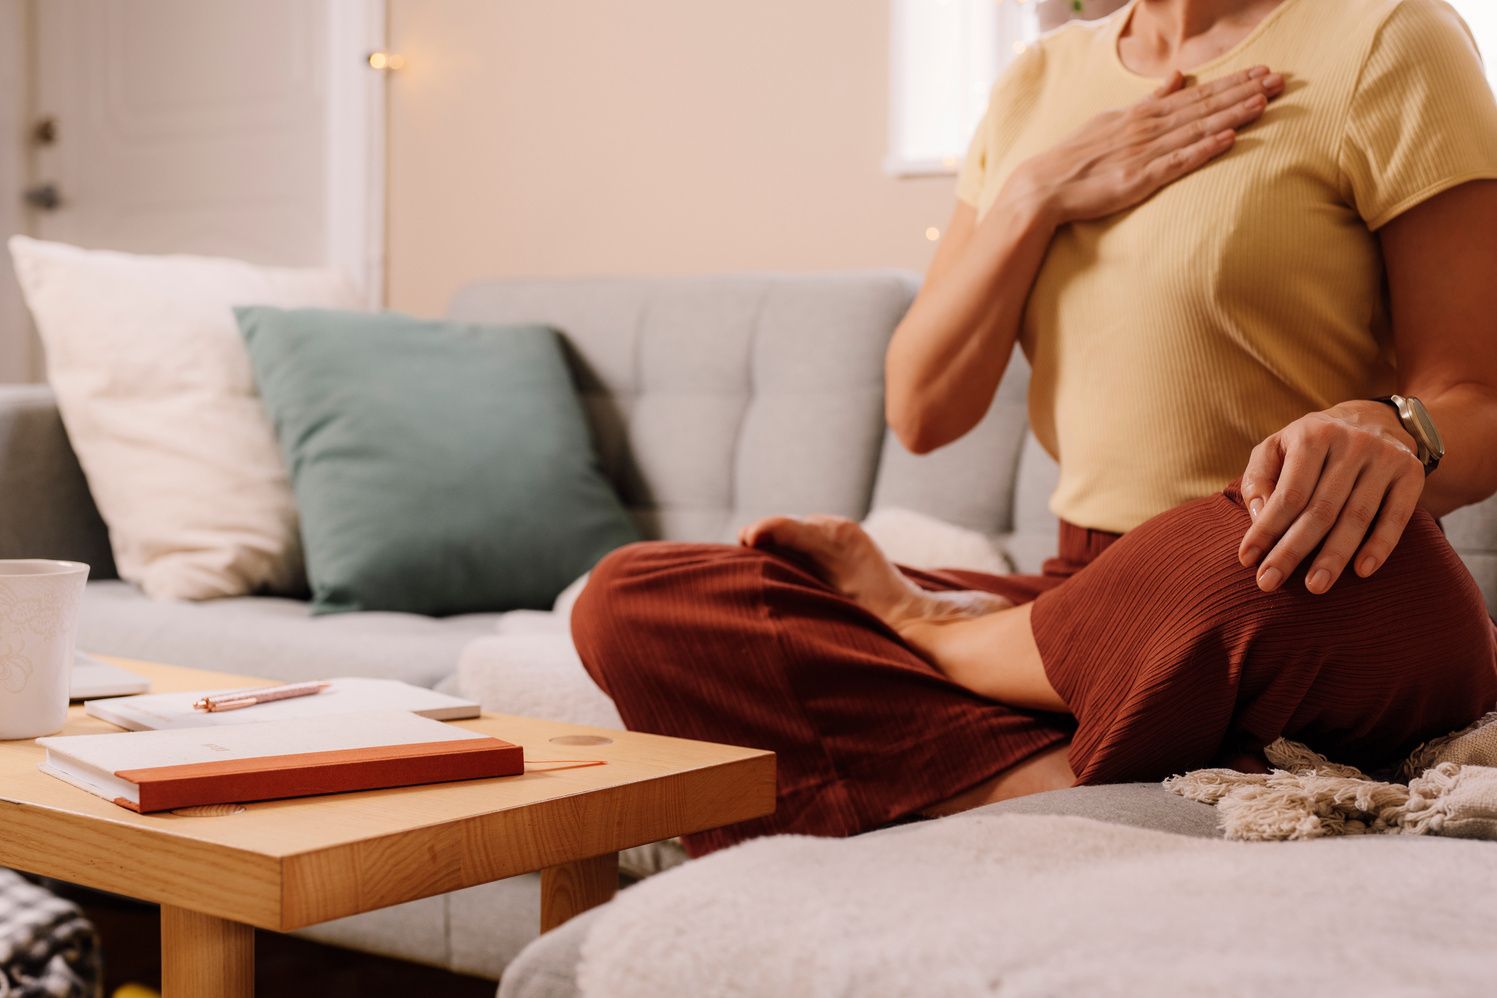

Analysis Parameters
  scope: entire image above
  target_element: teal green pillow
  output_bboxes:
[236,307,640,616]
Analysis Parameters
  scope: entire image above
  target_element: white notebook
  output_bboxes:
[85,676,481,731]
[38,708,517,810]
[70,653,152,700]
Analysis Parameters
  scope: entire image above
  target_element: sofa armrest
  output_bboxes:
[0,385,116,578]
[1441,495,1497,616]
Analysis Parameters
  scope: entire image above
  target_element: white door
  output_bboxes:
[0,0,386,383]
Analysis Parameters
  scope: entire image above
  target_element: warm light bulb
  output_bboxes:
[925,227,941,242]
[368,52,405,71]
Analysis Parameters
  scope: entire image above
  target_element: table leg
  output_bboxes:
[160,904,254,998]
[540,852,619,932]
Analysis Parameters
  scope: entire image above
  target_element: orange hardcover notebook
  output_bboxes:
[37,709,523,812]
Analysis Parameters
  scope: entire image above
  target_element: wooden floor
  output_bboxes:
[45,880,497,998]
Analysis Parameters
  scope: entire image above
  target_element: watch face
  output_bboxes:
[1406,397,1445,458]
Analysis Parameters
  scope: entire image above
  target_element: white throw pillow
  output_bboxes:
[9,236,363,600]
[860,506,1012,575]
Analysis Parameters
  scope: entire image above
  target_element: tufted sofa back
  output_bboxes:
[447,271,1497,597]
[445,271,1033,545]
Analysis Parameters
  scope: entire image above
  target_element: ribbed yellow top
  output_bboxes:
[958,0,1497,533]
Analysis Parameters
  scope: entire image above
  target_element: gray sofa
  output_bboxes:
[4,271,1497,985]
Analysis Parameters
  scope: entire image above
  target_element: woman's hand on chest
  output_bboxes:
[1007,66,1283,228]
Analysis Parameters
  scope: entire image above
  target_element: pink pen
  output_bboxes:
[192,681,332,712]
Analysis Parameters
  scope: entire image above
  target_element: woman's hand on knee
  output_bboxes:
[1237,404,1426,594]
[1008,66,1284,227]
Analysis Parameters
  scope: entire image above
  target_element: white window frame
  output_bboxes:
[326,0,388,310]
[886,0,1037,178]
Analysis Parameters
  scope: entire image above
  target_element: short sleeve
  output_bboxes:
[1340,0,1497,229]
[955,107,990,210]
[955,45,1047,213]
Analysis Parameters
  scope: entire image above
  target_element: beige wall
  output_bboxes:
[385,0,956,317]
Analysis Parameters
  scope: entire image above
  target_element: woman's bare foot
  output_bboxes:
[739,514,1067,712]
[738,514,1011,637]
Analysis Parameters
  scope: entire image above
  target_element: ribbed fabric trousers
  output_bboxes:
[572,482,1497,856]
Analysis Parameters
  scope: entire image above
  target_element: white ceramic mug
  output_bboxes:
[0,560,90,740]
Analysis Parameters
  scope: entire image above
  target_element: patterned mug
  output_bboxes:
[0,560,90,740]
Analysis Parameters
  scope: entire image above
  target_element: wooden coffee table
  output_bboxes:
[0,659,775,997]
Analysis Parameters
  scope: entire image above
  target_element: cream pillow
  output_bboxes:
[860,506,1012,575]
[8,236,363,600]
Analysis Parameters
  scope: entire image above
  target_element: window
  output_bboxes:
[1448,0,1497,92]
[887,0,1037,176]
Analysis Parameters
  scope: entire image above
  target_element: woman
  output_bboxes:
[574,0,1497,855]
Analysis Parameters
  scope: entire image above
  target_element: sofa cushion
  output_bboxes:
[238,307,640,615]
[567,813,1497,998]
[0,386,116,578]
[78,580,502,688]
[868,345,1033,537]
[8,236,362,601]
[446,274,917,543]
[955,781,1222,838]
[456,627,624,731]
[496,783,1220,998]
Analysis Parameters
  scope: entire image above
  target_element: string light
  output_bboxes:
[368,52,405,70]
[926,227,941,242]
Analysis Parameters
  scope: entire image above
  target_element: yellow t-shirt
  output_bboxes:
[957,0,1497,533]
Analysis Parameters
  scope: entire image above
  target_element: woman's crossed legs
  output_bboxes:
[572,484,1497,856]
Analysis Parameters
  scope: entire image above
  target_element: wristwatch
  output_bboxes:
[1372,394,1444,475]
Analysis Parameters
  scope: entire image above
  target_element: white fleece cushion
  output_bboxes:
[577,814,1497,998]
[9,236,362,600]
[861,506,1011,575]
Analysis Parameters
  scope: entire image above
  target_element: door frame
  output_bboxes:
[0,0,35,381]
[327,0,388,310]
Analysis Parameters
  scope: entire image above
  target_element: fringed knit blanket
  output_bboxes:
[1165,711,1497,840]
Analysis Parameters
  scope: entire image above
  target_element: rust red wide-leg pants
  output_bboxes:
[572,483,1497,856]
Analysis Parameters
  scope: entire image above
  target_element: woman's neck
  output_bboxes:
[1118,0,1288,77]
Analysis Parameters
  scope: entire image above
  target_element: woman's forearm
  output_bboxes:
[1416,383,1497,516]
[885,187,1057,455]
[898,603,1068,713]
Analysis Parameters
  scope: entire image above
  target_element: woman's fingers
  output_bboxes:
[1238,406,1427,594]
[1352,472,1423,578]
[1150,70,1187,101]
[1300,474,1396,593]
[1141,129,1236,191]
[1238,430,1332,589]
[1239,436,1284,532]
[1254,459,1359,592]
[1151,66,1272,116]
[1151,74,1282,153]
[1126,71,1282,199]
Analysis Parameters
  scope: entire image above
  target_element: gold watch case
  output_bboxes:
[1386,394,1445,473]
